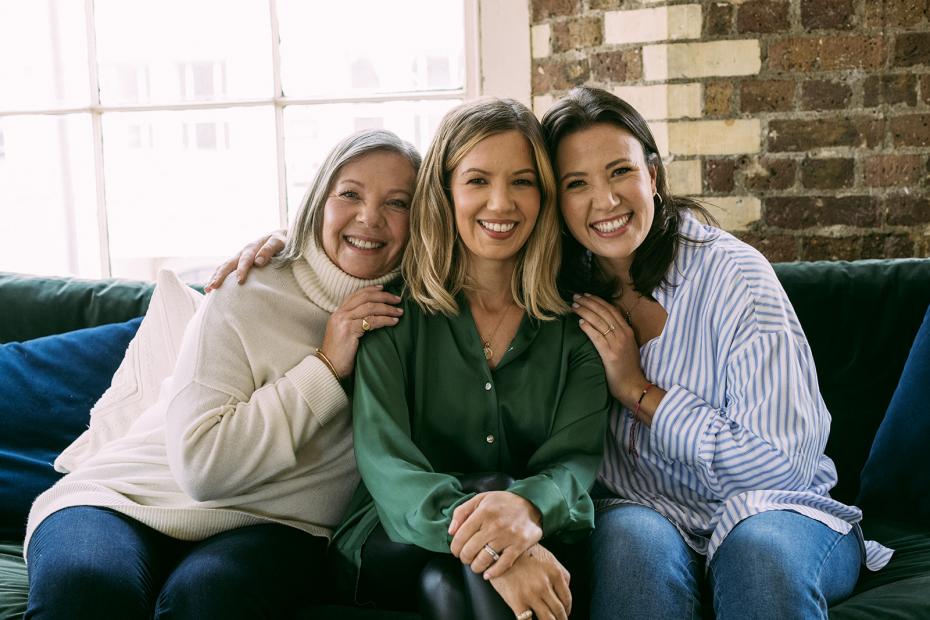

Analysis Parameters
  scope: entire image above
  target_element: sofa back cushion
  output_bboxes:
[0,318,141,540]
[774,259,930,505]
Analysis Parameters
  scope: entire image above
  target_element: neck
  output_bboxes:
[465,256,517,312]
[596,254,634,296]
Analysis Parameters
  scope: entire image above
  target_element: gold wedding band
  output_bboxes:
[601,324,615,337]
[516,611,533,620]
[361,317,371,332]
[483,543,501,563]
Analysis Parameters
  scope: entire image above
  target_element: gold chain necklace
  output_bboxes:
[617,288,644,327]
[478,305,513,361]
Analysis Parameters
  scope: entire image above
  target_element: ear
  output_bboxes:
[648,161,658,195]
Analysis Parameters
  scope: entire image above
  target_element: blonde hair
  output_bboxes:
[402,98,567,319]
[277,129,421,266]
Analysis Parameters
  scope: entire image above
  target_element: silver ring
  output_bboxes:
[483,543,501,562]
[516,611,533,620]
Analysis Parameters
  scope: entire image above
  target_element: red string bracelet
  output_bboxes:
[628,383,654,466]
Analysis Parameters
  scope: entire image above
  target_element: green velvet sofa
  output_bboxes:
[2,259,930,619]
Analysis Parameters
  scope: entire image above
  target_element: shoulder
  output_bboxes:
[203,263,301,324]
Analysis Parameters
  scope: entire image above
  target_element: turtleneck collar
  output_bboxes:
[292,241,400,313]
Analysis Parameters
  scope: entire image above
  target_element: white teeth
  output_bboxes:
[345,236,385,250]
[479,221,516,233]
[591,213,632,233]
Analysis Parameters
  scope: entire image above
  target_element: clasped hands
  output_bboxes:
[448,491,572,620]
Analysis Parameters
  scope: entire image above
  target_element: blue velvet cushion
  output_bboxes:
[858,303,930,523]
[0,318,141,540]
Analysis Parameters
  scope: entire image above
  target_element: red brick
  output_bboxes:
[589,49,642,83]
[865,155,925,187]
[741,79,795,113]
[768,118,884,151]
[801,158,855,190]
[532,0,582,22]
[706,2,733,37]
[885,194,930,226]
[768,36,884,72]
[588,0,634,10]
[890,114,930,147]
[801,80,852,110]
[802,236,862,261]
[894,33,930,68]
[704,81,734,116]
[768,38,821,72]
[864,75,918,107]
[533,57,590,94]
[882,0,930,28]
[801,0,855,30]
[551,16,603,53]
[737,0,790,33]
[766,196,878,228]
[862,233,917,258]
[705,159,738,192]
[743,157,797,191]
[735,232,800,262]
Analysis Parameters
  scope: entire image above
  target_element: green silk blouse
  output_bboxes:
[333,292,609,570]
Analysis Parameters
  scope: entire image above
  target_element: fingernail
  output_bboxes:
[579,319,585,325]
[571,302,579,309]
[583,292,591,297]
[483,572,490,581]
[448,520,457,533]
[572,294,580,300]
[391,317,399,323]
[396,308,404,314]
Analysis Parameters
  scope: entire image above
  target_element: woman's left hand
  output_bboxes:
[448,491,543,579]
[573,293,647,410]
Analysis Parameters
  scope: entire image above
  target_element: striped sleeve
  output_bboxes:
[651,329,829,499]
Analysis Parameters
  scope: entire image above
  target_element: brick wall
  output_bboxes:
[529,0,930,261]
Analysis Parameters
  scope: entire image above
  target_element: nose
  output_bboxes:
[594,181,620,211]
[355,200,385,227]
[486,182,516,213]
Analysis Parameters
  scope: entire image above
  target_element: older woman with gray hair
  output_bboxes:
[24,129,420,619]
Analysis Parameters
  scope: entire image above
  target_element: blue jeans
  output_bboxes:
[26,506,327,619]
[590,505,861,620]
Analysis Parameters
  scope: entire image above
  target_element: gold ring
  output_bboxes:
[361,317,371,332]
[483,543,501,562]
[516,611,533,620]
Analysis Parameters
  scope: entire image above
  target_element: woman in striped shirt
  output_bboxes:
[541,86,891,619]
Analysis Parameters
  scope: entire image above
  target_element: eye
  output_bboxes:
[513,178,536,187]
[339,190,361,200]
[611,166,633,177]
[565,179,586,190]
[386,199,409,209]
[466,177,487,185]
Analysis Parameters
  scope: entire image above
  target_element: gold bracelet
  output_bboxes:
[314,348,342,382]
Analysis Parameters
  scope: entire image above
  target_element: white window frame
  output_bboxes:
[0,0,530,278]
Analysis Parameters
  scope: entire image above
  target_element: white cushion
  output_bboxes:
[55,270,204,473]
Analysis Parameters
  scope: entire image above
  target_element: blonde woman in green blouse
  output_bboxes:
[211,99,608,620]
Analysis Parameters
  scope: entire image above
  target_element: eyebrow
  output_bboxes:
[559,158,635,183]
[460,167,537,176]
[340,179,365,188]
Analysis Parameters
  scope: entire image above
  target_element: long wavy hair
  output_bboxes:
[276,129,421,267]
[402,98,567,319]
[541,86,714,299]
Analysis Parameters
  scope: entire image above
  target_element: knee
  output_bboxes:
[593,505,683,559]
[29,553,148,616]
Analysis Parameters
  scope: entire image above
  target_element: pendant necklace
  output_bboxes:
[617,287,644,327]
[479,305,512,361]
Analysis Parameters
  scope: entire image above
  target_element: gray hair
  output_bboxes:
[276,129,422,265]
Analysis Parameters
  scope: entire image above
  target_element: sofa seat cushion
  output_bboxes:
[829,519,930,619]
[0,318,141,540]
[0,543,27,620]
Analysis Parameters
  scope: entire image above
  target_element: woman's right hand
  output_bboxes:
[205,230,287,292]
[319,285,404,379]
[489,543,571,620]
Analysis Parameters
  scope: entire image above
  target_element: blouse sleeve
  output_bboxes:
[650,301,830,500]
[351,327,474,553]
[506,337,609,538]
[164,292,347,502]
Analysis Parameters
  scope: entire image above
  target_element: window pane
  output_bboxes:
[278,0,465,98]
[103,107,279,282]
[0,114,100,277]
[0,1,90,109]
[283,99,460,218]
[94,0,272,105]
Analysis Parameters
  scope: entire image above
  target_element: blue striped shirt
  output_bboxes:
[597,213,893,571]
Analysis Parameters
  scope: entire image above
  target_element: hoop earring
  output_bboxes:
[653,191,663,205]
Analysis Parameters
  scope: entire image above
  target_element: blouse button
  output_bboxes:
[484,382,492,391]
[486,434,495,444]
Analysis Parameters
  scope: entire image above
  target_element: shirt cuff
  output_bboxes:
[650,384,716,467]
[507,476,570,538]
[285,354,348,426]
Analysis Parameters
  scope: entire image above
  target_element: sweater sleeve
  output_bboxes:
[164,292,348,502]
[650,307,829,500]
[506,336,609,538]
[351,327,474,554]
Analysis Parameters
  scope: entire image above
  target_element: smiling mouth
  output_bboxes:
[344,235,386,250]
[478,220,517,234]
[590,213,632,234]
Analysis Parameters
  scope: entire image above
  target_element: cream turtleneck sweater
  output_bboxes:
[25,244,397,556]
